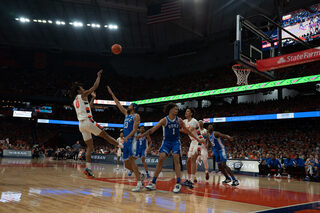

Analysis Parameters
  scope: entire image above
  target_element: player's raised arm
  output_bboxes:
[89,92,96,108]
[179,118,203,144]
[139,118,166,138]
[82,69,102,98]
[214,131,234,141]
[107,86,127,116]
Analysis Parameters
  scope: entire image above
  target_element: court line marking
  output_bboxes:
[251,201,320,213]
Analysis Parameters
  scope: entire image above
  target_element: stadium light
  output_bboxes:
[38,20,42,23]
[104,25,108,28]
[71,21,83,27]
[90,23,101,28]
[17,17,30,23]
[109,24,118,30]
[33,19,38,22]
[48,20,52,24]
[42,20,47,23]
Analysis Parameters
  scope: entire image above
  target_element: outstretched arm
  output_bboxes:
[89,92,96,108]
[124,114,140,142]
[179,118,203,144]
[82,69,103,98]
[214,131,233,141]
[139,118,166,138]
[146,135,153,155]
[107,86,127,116]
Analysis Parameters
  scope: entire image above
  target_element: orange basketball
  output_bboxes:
[111,44,122,55]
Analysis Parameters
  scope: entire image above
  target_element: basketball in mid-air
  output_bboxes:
[111,44,122,55]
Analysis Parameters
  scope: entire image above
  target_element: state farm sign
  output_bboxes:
[257,47,320,71]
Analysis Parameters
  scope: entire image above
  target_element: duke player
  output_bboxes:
[70,70,120,178]
[207,125,239,186]
[138,103,203,193]
[137,126,152,178]
[108,86,144,192]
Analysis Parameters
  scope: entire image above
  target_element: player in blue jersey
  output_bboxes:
[138,103,204,193]
[107,86,144,192]
[137,126,152,178]
[207,124,239,186]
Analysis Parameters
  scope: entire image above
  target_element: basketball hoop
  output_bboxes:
[232,64,251,85]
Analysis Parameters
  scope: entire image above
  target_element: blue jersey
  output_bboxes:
[163,116,180,141]
[138,135,147,149]
[123,114,136,138]
[208,131,226,152]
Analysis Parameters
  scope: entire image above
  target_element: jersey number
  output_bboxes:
[75,100,80,109]
[124,122,128,128]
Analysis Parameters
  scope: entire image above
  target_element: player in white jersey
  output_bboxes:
[116,130,124,169]
[70,69,120,178]
[196,120,209,180]
[181,108,203,188]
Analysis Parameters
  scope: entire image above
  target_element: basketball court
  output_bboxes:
[0,159,319,213]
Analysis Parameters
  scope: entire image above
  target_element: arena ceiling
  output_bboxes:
[0,0,319,55]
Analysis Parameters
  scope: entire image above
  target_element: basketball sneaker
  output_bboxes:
[181,180,194,188]
[222,178,231,184]
[193,177,197,183]
[128,171,132,176]
[205,172,209,180]
[145,183,156,191]
[84,168,95,178]
[231,180,239,186]
[173,184,182,193]
[132,182,143,192]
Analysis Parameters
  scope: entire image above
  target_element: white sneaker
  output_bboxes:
[132,182,143,192]
[173,184,181,193]
[145,183,156,191]
[276,174,281,178]
[288,174,291,179]
[274,174,277,177]
[267,173,271,177]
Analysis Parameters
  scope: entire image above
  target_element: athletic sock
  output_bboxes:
[146,170,149,175]
[225,175,230,179]
[86,162,91,169]
[176,177,181,184]
[152,177,157,184]
[231,176,236,181]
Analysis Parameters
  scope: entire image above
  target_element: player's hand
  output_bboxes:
[91,92,96,98]
[229,137,234,142]
[97,69,103,77]
[197,138,205,144]
[123,137,128,142]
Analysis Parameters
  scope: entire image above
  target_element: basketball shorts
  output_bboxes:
[79,118,103,141]
[136,146,147,158]
[159,140,181,156]
[215,149,228,164]
[200,144,208,161]
[122,137,138,161]
[117,148,122,157]
[188,140,200,158]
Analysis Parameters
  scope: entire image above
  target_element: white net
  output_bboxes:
[232,64,251,85]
